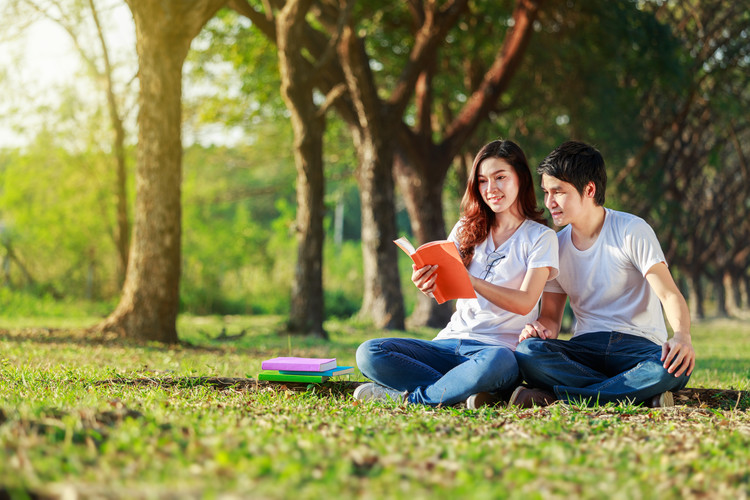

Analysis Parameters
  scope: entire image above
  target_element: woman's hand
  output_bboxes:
[518,321,551,342]
[412,264,438,298]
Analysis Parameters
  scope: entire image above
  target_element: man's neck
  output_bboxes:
[570,205,607,251]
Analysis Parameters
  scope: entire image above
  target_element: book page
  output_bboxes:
[393,237,417,255]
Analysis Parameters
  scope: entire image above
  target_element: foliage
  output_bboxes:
[0,316,748,498]
[0,124,366,318]
[0,139,124,299]
[0,288,114,324]
[187,8,286,125]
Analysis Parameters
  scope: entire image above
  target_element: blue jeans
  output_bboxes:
[515,332,691,405]
[356,338,520,406]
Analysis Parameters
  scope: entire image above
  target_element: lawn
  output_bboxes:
[0,314,748,499]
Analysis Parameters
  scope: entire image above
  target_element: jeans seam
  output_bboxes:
[553,350,602,379]
[374,339,445,379]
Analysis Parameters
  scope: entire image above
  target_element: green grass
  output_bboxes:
[0,315,748,499]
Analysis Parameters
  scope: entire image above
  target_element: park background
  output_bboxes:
[0,0,749,499]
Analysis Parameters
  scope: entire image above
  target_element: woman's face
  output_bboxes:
[477,157,520,215]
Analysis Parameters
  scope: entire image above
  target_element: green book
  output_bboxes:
[258,372,329,383]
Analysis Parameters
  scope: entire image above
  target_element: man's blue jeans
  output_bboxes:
[356,338,520,406]
[515,332,691,405]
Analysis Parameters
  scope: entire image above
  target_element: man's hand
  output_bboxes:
[519,321,553,342]
[661,334,695,377]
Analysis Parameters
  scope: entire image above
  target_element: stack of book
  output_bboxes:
[258,356,354,383]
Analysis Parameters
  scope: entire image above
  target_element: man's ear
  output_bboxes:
[584,181,596,200]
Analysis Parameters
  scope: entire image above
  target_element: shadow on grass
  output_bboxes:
[0,327,226,353]
[95,376,749,411]
[94,376,362,398]
[0,326,311,355]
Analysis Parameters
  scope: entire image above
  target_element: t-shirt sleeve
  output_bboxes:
[544,276,566,294]
[447,220,462,248]
[623,218,667,276]
[528,228,560,281]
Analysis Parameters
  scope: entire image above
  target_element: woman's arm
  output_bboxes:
[469,266,552,315]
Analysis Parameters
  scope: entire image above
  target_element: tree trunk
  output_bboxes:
[354,128,405,330]
[114,122,130,284]
[394,151,453,328]
[394,0,541,327]
[339,25,405,330]
[687,270,704,321]
[95,0,226,343]
[88,0,131,284]
[723,269,740,317]
[278,0,327,338]
[713,273,728,318]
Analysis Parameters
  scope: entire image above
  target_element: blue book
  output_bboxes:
[279,366,354,377]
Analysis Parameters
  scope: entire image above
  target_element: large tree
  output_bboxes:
[234,0,544,329]
[18,0,134,283]
[276,0,348,337]
[393,0,542,326]
[231,0,408,329]
[500,0,750,318]
[609,0,750,318]
[97,0,227,342]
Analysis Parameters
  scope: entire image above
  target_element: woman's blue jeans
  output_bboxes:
[514,332,691,405]
[356,338,520,406]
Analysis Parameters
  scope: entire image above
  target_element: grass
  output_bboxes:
[0,314,748,499]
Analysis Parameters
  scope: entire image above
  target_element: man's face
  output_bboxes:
[540,174,588,227]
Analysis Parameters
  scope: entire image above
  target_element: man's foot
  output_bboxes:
[353,382,405,403]
[647,391,674,408]
[466,392,503,409]
[508,386,556,408]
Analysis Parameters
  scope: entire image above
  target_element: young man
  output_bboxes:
[511,141,695,408]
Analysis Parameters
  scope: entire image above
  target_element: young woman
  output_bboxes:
[354,139,559,408]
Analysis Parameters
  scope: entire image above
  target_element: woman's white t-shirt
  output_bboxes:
[434,219,559,350]
[544,208,668,345]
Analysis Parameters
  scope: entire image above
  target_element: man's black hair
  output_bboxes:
[537,141,606,206]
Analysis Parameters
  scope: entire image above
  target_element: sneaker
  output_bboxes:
[353,382,405,403]
[466,392,503,409]
[648,391,674,408]
[508,386,556,408]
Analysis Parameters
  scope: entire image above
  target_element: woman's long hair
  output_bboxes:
[458,139,546,267]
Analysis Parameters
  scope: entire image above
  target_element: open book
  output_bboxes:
[394,237,476,304]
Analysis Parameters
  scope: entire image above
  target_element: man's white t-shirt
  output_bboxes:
[435,219,559,350]
[544,208,668,345]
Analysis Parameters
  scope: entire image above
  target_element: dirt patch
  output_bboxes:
[672,387,747,410]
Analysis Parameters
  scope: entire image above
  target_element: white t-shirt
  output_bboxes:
[435,219,559,350]
[544,208,668,344]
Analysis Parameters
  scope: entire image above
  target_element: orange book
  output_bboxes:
[394,237,476,304]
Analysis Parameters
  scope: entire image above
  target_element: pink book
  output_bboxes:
[261,357,337,372]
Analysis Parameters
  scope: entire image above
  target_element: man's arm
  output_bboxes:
[519,291,567,342]
[645,262,695,377]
